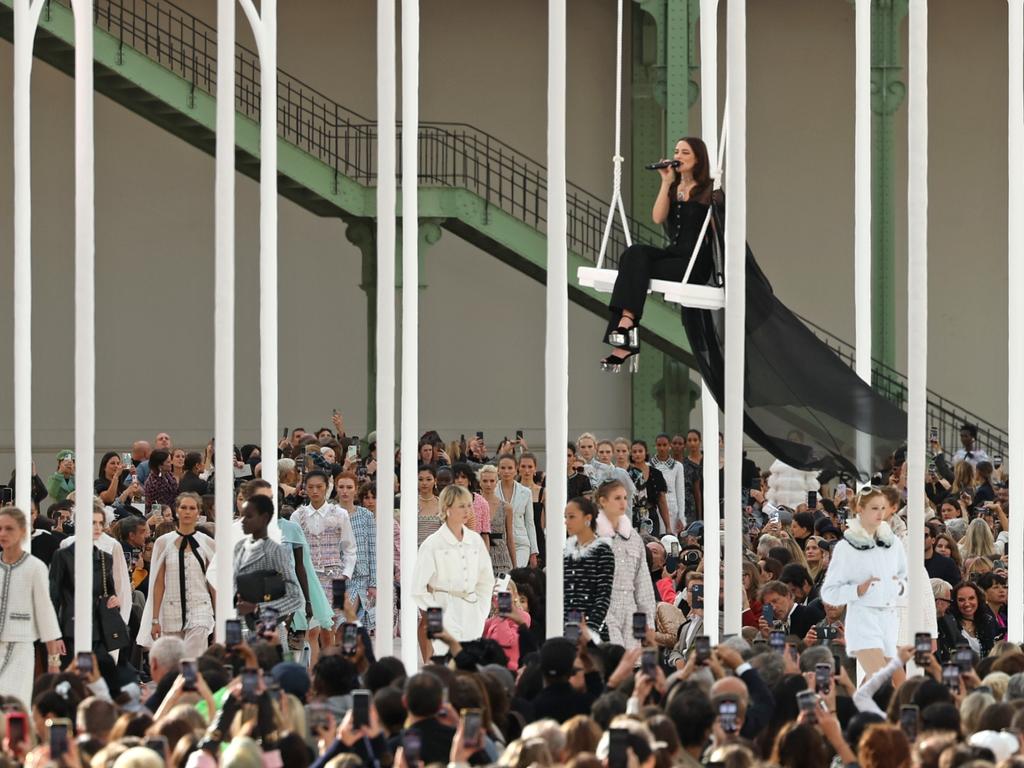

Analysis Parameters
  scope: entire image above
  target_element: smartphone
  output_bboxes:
[955,643,973,673]
[564,608,583,642]
[641,648,657,676]
[241,668,259,702]
[0,488,11,505]
[796,691,818,724]
[608,727,628,768]
[352,689,371,729]
[762,604,775,626]
[769,630,786,651]
[403,731,422,766]
[815,663,832,695]
[833,653,842,678]
[632,612,647,640]
[427,607,444,639]
[666,552,679,572]
[942,664,961,693]
[497,591,513,615]
[145,735,169,762]
[346,444,359,461]
[695,635,711,665]
[341,622,359,654]
[5,712,28,748]
[900,705,919,741]
[807,490,817,508]
[718,699,739,734]
[46,718,71,758]
[76,651,93,677]
[283,427,289,438]
[332,578,347,610]
[836,482,847,499]
[515,429,524,441]
[461,707,483,750]
[476,431,484,440]
[181,658,197,692]
[691,583,704,610]
[929,426,938,442]
[915,632,932,667]
[995,454,1004,468]
[225,618,243,648]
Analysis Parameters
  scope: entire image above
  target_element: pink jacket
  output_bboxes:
[483,611,532,670]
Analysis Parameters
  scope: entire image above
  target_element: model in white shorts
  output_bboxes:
[821,488,907,676]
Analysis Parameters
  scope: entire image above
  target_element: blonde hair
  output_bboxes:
[0,506,27,531]
[479,464,498,478]
[438,485,473,522]
[854,486,887,513]
[576,432,597,447]
[959,518,996,558]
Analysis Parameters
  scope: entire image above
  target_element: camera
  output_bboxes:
[683,550,701,567]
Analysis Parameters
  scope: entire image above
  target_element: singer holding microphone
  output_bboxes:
[601,137,720,372]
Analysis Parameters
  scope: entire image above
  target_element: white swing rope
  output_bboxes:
[595,0,631,271]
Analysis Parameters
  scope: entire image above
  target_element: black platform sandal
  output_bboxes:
[605,325,640,350]
[599,349,639,373]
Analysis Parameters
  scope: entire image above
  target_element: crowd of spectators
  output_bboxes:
[0,418,1021,768]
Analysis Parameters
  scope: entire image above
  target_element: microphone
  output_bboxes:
[645,160,680,170]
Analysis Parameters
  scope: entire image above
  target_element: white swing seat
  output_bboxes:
[577,266,726,310]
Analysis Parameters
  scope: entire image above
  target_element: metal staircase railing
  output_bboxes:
[76,0,662,269]
[799,315,1008,459]
[45,0,1008,458]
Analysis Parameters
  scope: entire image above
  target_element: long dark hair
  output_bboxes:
[675,136,713,204]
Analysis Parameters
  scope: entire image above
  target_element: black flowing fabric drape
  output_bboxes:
[681,201,907,481]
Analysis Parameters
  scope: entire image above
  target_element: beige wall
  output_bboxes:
[0,0,1011,475]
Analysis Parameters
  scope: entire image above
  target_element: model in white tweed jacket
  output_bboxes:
[595,481,656,649]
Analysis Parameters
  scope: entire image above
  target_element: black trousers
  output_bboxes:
[606,244,689,335]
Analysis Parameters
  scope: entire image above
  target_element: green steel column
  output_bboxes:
[871,0,907,372]
[348,219,379,432]
[629,0,701,441]
[348,217,442,433]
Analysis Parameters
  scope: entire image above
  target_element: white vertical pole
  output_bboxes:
[1007,0,1024,643]
[72,0,95,653]
[854,0,872,480]
[699,0,720,643]
[376,0,402,668]
[854,0,871,383]
[394,0,415,663]
[13,0,44,541]
[259,1,280,536]
[213,0,236,643]
[905,0,928,626]
[722,0,745,637]
[545,0,568,639]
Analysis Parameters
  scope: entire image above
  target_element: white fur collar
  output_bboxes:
[843,517,895,549]
[596,512,633,539]
[565,534,610,559]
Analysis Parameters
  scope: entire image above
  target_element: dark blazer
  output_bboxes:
[31,530,66,566]
[49,546,113,642]
[739,666,775,741]
[788,603,824,640]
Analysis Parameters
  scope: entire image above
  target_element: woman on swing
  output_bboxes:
[601,136,720,372]
[821,486,908,679]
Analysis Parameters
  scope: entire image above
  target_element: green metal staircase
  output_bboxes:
[0,0,1007,456]
[0,0,691,360]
